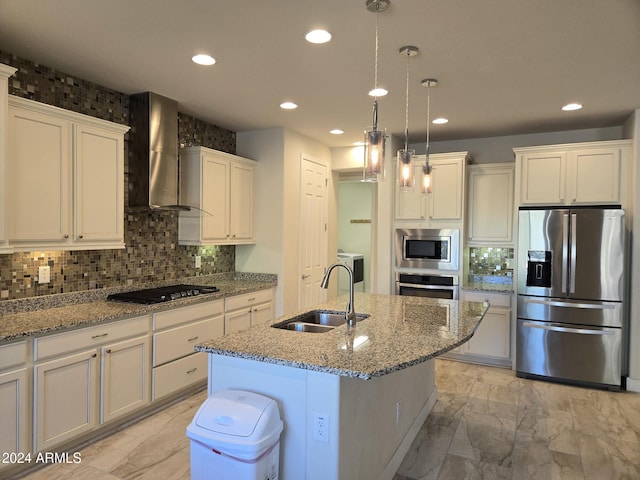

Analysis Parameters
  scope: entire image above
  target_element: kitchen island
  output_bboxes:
[195,292,488,480]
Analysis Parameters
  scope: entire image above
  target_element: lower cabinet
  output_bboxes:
[33,315,150,451]
[0,286,274,471]
[152,299,224,400]
[0,341,28,467]
[448,290,512,367]
[224,288,275,334]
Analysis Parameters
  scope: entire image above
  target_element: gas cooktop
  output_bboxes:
[107,284,219,304]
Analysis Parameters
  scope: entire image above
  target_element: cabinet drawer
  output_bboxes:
[34,315,150,361]
[462,291,512,308]
[153,299,224,331]
[225,289,273,311]
[152,352,207,400]
[153,316,224,366]
[0,341,27,370]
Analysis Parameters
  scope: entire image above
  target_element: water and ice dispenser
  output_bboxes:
[525,250,552,288]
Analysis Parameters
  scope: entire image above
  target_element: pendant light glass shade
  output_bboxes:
[362,0,389,182]
[421,78,437,195]
[398,148,415,190]
[397,45,418,192]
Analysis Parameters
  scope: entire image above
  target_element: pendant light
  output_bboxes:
[421,78,437,194]
[363,0,390,182]
[397,45,418,192]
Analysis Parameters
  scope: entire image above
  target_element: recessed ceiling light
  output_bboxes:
[280,102,298,110]
[330,129,344,135]
[192,54,216,66]
[368,87,388,97]
[562,103,583,111]
[433,118,448,124]
[305,29,332,44]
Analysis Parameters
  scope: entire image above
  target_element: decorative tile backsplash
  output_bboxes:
[466,247,515,277]
[0,51,238,301]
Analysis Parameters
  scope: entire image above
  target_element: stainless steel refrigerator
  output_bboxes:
[516,207,626,390]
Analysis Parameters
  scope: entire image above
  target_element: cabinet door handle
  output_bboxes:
[64,234,69,239]
[247,297,256,302]
[186,368,198,374]
[91,332,109,339]
[301,274,310,279]
[105,349,112,354]
[78,235,84,239]
[91,353,97,358]
[187,336,199,342]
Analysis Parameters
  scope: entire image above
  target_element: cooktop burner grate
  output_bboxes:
[107,284,219,304]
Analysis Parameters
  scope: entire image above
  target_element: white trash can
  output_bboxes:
[187,389,283,480]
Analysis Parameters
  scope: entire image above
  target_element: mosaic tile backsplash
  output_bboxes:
[0,51,238,300]
[466,247,515,277]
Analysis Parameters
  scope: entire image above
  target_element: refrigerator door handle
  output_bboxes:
[521,321,615,336]
[561,213,569,293]
[523,298,616,310]
[570,213,577,293]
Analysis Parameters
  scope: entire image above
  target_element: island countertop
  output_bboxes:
[195,292,488,380]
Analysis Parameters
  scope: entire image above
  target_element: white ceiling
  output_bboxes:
[0,0,639,148]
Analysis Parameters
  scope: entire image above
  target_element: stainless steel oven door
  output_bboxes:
[395,273,459,300]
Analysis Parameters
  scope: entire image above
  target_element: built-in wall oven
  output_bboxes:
[395,273,459,300]
[395,228,460,270]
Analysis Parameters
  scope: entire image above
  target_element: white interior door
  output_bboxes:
[299,156,328,310]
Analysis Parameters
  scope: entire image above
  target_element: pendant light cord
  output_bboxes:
[425,83,431,161]
[403,49,410,153]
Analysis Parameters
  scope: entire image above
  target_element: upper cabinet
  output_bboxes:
[6,96,129,251]
[395,151,471,222]
[466,163,514,245]
[0,64,17,254]
[514,140,631,207]
[178,146,256,246]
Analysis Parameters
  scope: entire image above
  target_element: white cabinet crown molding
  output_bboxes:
[8,95,129,135]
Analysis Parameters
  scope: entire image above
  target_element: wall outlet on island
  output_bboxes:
[312,413,329,443]
[195,256,202,269]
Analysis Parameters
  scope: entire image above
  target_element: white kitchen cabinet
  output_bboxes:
[33,315,149,451]
[100,335,151,424]
[0,341,28,464]
[224,288,275,334]
[395,152,470,222]
[34,348,99,451]
[6,96,128,251]
[178,146,256,245]
[0,63,17,254]
[515,140,631,206]
[447,291,512,367]
[466,164,514,245]
[152,299,224,400]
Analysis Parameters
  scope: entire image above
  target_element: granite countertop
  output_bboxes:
[0,272,277,343]
[463,274,514,293]
[195,292,488,380]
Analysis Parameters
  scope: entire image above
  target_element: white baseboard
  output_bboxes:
[626,376,640,392]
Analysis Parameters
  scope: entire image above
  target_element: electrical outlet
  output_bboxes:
[195,255,202,269]
[312,413,329,443]
[38,266,50,284]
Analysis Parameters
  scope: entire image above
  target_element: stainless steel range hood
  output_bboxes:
[128,92,191,211]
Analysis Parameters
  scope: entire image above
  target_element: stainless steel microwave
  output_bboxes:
[395,228,460,270]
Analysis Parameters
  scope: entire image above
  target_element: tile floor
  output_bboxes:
[16,359,640,480]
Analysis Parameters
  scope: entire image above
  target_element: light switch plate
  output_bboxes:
[38,266,50,284]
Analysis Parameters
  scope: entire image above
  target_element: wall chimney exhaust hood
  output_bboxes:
[128,92,192,211]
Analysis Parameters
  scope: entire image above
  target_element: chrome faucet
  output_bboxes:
[321,262,357,328]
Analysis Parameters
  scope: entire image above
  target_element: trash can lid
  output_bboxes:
[195,389,277,438]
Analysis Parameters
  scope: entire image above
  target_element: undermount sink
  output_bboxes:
[272,309,370,333]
